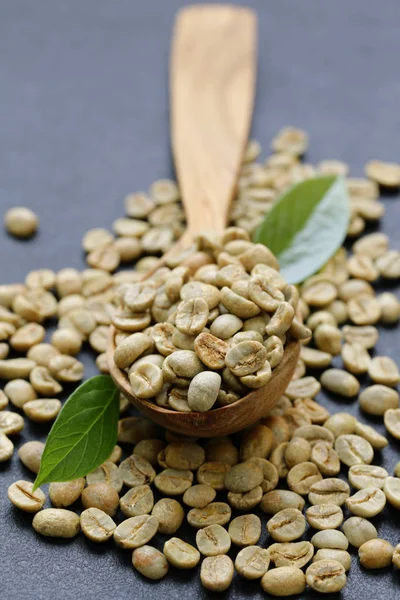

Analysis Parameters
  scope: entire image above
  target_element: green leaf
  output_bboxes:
[254,175,350,284]
[33,375,119,489]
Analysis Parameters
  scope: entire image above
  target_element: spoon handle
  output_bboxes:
[170,4,257,238]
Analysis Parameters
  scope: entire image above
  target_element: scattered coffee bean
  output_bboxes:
[358,539,394,569]
[306,559,347,593]
[235,545,270,579]
[80,507,116,542]
[342,516,378,548]
[132,545,169,580]
[261,566,306,596]
[33,508,80,538]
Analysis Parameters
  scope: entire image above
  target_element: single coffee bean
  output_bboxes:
[225,340,267,377]
[342,516,378,548]
[81,482,119,517]
[196,523,231,556]
[368,356,400,386]
[119,455,156,489]
[183,484,216,508]
[194,332,228,369]
[346,486,386,517]
[224,461,263,493]
[261,489,305,515]
[311,529,349,550]
[32,508,80,538]
[132,545,169,580]
[120,485,154,517]
[342,324,379,349]
[358,539,394,569]
[235,546,270,579]
[306,503,344,530]
[151,498,184,534]
[187,502,231,529]
[228,514,261,546]
[0,411,24,435]
[17,440,44,473]
[320,368,360,397]
[359,384,399,415]
[200,554,234,592]
[314,324,342,355]
[49,478,85,507]
[175,298,209,335]
[210,314,243,339]
[267,508,306,542]
[335,434,374,466]
[307,311,337,331]
[308,478,350,506]
[4,379,37,409]
[269,541,314,569]
[114,515,159,549]
[306,559,346,593]
[129,363,164,399]
[80,507,116,542]
[377,292,400,323]
[285,376,321,399]
[164,442,205,470]
[348,464,388,490]
[23,399,61,423]
[341,342,370,374]
[347,253,379,281]
[310,442,341,477]
[323,412,357,437]
[354,421,388,449]
[300,346,332,368]
[87,460,123,492]
[163,537,200,569]
[348,294,381,325]
[240,424,274,460]
[285,438,312,469]
[52,328,82,356]
[5,206,38,238]
[8,480,46,513]
[261,566,306,596]
[188,371,221,411]
[30,366,62,396]
[133,439,166,467]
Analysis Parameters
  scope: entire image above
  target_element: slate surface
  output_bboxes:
[1,1,400,599]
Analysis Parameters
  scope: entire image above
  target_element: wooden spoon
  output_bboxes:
[108,5,300,437]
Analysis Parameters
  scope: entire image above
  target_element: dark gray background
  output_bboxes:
[1,1,400,598]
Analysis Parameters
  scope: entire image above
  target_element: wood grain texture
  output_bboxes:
[170,4,257,237]
[108,325,300,437]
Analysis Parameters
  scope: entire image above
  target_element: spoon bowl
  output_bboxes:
[108,325,300,437]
